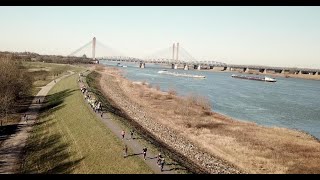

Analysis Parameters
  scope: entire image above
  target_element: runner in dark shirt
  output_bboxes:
[142,147,147,160]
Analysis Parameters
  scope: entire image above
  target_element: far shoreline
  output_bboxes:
[102,61,320,81]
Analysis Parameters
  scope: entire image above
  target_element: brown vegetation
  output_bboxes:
[98,66,320,174]
[94,65,105,72]
[0,55,32,126]
[0,51,93,64]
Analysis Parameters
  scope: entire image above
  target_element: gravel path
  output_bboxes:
[0,71,74,174]
[80,71,175,174]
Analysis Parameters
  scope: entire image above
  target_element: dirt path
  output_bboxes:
[79,71,176,174]
[0,71,74,174]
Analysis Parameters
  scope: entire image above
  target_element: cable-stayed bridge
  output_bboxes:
[68,37,227,70]
[68,37,320,75]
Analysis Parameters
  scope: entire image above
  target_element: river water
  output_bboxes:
[101,61,320,140]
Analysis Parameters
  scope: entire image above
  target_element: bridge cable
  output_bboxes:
[68,40,92,57]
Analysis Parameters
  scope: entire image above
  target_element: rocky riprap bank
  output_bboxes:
[97,71,242,174]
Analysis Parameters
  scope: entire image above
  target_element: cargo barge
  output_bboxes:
[231,74,276,82]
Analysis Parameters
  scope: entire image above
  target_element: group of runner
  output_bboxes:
[78,72,166,172]
[80,84,102,113]
[121,129,166,172]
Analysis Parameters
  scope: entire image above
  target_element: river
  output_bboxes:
[101,61,320,140]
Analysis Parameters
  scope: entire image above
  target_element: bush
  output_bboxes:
[186,94,212,111]
[168,89,177,96]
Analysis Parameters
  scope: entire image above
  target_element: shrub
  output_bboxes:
[142,80,147,86]
[186,93,212,111]
[168,89,177,96]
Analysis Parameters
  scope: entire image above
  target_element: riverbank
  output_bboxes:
[95,64,320,174]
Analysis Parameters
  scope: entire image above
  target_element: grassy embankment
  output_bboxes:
[20,68,153,174]
[86,68,190,174]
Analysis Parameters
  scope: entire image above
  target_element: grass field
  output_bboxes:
[20,70,153,174]
[86,70,190,174]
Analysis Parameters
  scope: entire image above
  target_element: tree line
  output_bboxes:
[0,51,94,64]
[0,54,32,126]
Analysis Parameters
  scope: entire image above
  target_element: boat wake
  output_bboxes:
[158,70,206,79]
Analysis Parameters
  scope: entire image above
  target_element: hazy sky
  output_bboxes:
[1,6,320,68]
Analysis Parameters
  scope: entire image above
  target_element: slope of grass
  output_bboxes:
[20,70,153,174]
[86,70,190,174]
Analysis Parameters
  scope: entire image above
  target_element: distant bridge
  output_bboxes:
[69,37,320,75]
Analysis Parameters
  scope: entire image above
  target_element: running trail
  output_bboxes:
[79,71,177,174]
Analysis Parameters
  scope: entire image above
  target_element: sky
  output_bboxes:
[0,6,320,68]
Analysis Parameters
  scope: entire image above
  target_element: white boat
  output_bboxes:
[264,76,276,82]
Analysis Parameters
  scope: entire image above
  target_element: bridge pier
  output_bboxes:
[197,65,201,70]
[171,64,178,69]
[139,62,145,68]
[183,64,189,70]
[259,69,266,73]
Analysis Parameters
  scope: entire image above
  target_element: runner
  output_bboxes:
[142,147,148,160]
[121,130,125,140]
[160,158,165,172]
[157,152,162,166]
[130,130,134,139]
[24,113,27,122]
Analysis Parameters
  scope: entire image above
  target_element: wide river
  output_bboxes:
[101,61,320,140]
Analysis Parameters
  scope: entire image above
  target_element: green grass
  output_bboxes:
[20,70,153,174]
[86,71,190,174]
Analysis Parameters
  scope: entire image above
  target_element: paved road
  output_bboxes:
[0,71,74,174]
[79,71,176,174]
